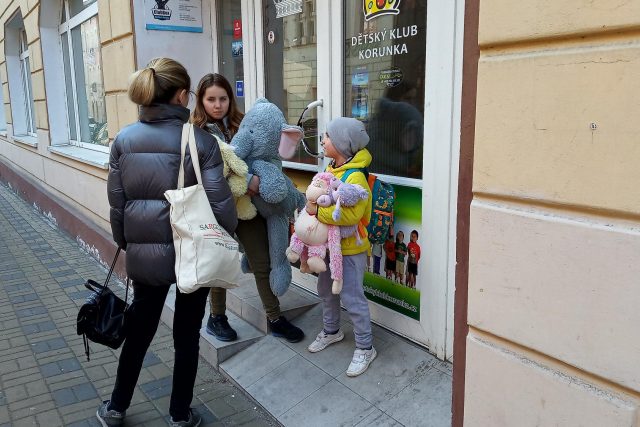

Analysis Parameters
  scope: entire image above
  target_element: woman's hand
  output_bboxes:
[247,175,260,197]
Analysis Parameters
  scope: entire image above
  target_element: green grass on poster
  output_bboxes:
[363,272,420,320]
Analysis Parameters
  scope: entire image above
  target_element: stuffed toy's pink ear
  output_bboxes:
[279,125,304,159]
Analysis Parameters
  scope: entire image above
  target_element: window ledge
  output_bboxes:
[48,145,109,170]
[13,135,38,148]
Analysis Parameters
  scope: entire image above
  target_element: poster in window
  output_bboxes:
[364,184,422,320]
[350,67,369,121]
[145,0,203,33]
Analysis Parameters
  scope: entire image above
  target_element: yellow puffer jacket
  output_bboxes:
[317,149,372,255]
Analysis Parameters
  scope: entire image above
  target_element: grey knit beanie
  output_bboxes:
[326,117,369,158]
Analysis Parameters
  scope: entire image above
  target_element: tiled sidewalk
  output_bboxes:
[0,182,279,427]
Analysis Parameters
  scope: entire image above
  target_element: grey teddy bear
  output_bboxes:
[231,98,306,296]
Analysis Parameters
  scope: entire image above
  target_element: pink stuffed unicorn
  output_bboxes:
[286,172,369,294]
[286,172,344,293]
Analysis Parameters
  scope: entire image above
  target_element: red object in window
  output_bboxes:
[233,19,242,39]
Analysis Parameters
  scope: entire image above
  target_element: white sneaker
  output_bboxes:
[307,329,345,353]
[346,347,377,377]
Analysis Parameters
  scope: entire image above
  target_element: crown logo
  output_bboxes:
[363,0,401,21]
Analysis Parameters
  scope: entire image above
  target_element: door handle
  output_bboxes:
[297,99,324,158]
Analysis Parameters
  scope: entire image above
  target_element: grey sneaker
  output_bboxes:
[346,347,377,377]
[96,401,125,427]
[169,409,202,427]
[307,329,345,353]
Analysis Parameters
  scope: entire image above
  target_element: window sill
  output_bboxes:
[48,145,109,170]
[13,135,38,148]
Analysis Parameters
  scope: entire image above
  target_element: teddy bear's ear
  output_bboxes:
[279,124,304,159]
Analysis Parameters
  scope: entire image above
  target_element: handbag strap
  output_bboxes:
[99,248,130,305]
[177,123,203,189]
[103,247,121,288]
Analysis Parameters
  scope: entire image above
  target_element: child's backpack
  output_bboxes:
[341,168,394,245]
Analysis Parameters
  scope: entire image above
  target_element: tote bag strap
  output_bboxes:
[177,123,203,189]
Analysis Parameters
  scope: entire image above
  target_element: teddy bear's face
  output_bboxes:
[306,178,329,202]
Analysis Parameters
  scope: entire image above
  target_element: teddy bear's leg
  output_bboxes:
[307,245,327,273]
[265,214,292,296]
[327,226,343,295]
[299,246,311,274]
[286,233,304,263]
[331,279,343,295]
[236,195,257,220]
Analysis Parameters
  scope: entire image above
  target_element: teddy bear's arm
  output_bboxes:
[251,160,288,204]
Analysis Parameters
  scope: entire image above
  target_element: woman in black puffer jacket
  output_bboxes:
[99,58,236,427]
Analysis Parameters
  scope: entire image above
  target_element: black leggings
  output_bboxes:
[109,282,209,421]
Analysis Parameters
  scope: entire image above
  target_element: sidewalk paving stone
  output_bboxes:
[0,182,279,427]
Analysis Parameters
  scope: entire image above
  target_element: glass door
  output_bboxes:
[262,0,320,169]
[215,0,245,112]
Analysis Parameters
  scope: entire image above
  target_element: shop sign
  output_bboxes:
[350,25,418,60]
[145,0,203,33]
[379,68,403,87]
[233,19,242,39]
[274,0,302,18]
[363,0,401,21]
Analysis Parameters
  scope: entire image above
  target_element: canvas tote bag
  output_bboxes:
[164,123,240,293]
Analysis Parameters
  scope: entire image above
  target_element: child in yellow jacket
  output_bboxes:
[304,117,376,377]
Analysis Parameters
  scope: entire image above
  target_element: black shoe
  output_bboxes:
[269,316,304,343]
[170,408,201,427]
[206,315,238,342]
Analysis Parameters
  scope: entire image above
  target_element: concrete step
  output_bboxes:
[161,286,265,368]
[226,272,321,334]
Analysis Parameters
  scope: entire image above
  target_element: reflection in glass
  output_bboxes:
[263,0,318,165]
[63,14,108,147]
[343,1,426,179]
[217,0,245,112]
[79,17,107,145]
[69,0,97,18]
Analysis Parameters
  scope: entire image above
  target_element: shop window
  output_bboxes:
[343,0,426,180]
[5,13,37,137]
[59,0,107,151]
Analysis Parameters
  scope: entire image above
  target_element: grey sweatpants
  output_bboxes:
[317,251,373,349]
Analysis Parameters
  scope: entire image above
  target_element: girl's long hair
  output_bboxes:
[191,73,244,136]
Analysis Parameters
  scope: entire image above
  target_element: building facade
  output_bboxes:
[461,0,640,425]
[0,0,637,425]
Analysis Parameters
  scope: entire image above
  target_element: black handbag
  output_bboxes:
[77,248,130,361]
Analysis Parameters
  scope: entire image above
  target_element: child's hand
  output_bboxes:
[247,175,260,197]
[305,201,318,215]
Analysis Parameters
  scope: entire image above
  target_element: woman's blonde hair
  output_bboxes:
[128,57,191,106]
[191,73,244,136]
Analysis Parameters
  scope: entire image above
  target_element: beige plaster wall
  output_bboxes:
[0,0,137,234]
[466,1,640,424]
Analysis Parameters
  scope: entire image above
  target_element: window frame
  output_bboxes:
[18,29,37,136]
[58,0,108,153]
[5,11,38,139]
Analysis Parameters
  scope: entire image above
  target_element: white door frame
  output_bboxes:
[232,0,465,360]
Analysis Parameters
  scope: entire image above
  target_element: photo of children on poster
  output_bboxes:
[363,184,422,320]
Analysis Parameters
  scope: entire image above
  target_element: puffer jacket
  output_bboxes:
[107,104,238,286]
